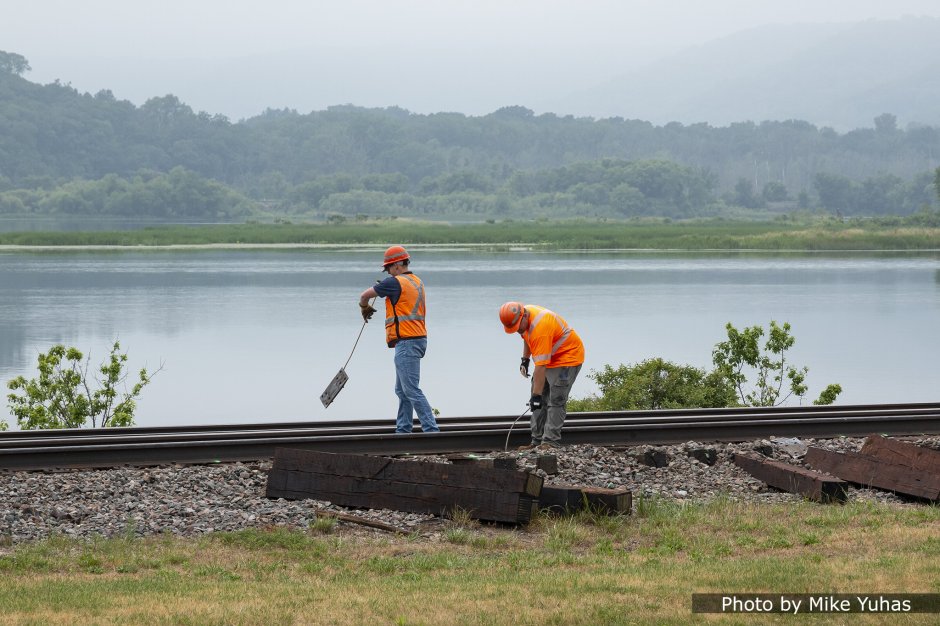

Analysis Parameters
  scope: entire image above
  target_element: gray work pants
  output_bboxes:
[530,364,582,445]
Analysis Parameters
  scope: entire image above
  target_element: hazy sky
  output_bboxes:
[5,0,940,119]
[7,0,940,57]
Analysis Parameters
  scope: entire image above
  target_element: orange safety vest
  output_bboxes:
[522,305,584,368]
[385,273,427,347]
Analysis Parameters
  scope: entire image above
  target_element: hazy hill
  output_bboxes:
[3,42,939,221]
[24,17,940,132]
[553,17,940,131]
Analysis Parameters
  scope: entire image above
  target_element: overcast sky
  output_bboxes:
[5,0,940,119]
[7,0,940,57]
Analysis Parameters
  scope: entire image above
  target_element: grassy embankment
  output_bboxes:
[1,498,938,625]
[2,219,940,249]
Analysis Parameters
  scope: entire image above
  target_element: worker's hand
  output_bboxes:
[529,394,543,411]
[360,303,377,322]
[519,357,530,378]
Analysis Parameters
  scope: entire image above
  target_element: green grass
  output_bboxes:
[2,218,940,250]
[0,499,937,624]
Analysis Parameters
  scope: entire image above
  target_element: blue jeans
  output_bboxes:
[393,338,439,433]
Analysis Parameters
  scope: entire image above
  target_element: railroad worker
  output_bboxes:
[499,302,584,450]
[359,245,440,434]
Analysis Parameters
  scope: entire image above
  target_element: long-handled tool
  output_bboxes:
[504,405,531,452]
[320,296,377,408]
[503,362,535,450]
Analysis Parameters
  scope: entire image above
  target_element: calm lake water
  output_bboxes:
[2,248,939,429]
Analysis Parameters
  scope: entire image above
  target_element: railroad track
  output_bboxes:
[1,402,939,471]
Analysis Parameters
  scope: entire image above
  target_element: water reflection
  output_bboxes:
[2,249,939,429]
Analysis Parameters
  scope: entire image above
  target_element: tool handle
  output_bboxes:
[343,295,377,370]
[504,406,531,452]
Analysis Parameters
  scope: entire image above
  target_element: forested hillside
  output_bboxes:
[1,50,938,221]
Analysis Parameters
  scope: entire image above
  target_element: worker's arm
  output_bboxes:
[530,364,546,397]
[358,287,380,322]
[359,286,378,306]
[517,337,534,377]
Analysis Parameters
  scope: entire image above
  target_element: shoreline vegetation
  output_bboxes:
[2,217,940,251]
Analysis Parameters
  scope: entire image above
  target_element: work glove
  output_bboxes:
[360,303,377,322]
[519,357,530,378]
[529,394,543,411]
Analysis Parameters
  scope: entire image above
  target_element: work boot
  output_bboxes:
[516,441,539,451]
[536,442,560,452]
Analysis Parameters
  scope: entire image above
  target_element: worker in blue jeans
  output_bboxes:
[359,245,439,433]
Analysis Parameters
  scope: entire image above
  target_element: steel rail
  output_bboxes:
[2,402,940,450]
[3,407,940,452]
[3,408,940,453]
[1,403,938,471]
[2,401,939,441]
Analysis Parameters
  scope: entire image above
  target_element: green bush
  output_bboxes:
[6,341,159,429]
[569,358,737,411]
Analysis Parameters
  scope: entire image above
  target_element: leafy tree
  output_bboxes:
[762,181,789,202]
[6,341,160,429]
[732,177,763,208]
[486,105,536,120]
[856,173,906,215]
[610,182,645,216]
[874,113,898,134]
[798,190,811,208]
[13,168,255,217]
[0,50,30,75]
[711,321,841,407]
[620,159,708,215]
[905,171,939,214]
[419,170,494,195]
[287,175,356,210]
[569,358,737,411]
[813,172,855,213]
[361,172,409,193]
[140,94,195,126]
[320,189,413,216]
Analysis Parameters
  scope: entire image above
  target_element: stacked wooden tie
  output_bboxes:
[266,448,630,524]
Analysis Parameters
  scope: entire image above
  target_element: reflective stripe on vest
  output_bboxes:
[385,273,426,346]
[525,305,578,365]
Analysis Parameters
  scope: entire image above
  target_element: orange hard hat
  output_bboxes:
[382,245,410,268]
[499,301,526,333]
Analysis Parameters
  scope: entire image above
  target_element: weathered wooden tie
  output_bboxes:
[266,447,542,524]
[805,446,940,501]
[538,484,632,515]
[445,453,517,470]
[733,452,848,503]
[859,435,940,474]
[535,454,559,475]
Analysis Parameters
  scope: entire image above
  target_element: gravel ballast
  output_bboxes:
[1,435,938,545]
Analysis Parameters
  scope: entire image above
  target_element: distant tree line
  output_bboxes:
[0,167,254,218]
[1,51,939,220]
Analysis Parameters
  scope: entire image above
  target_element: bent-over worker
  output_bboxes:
[499,302,584,450]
